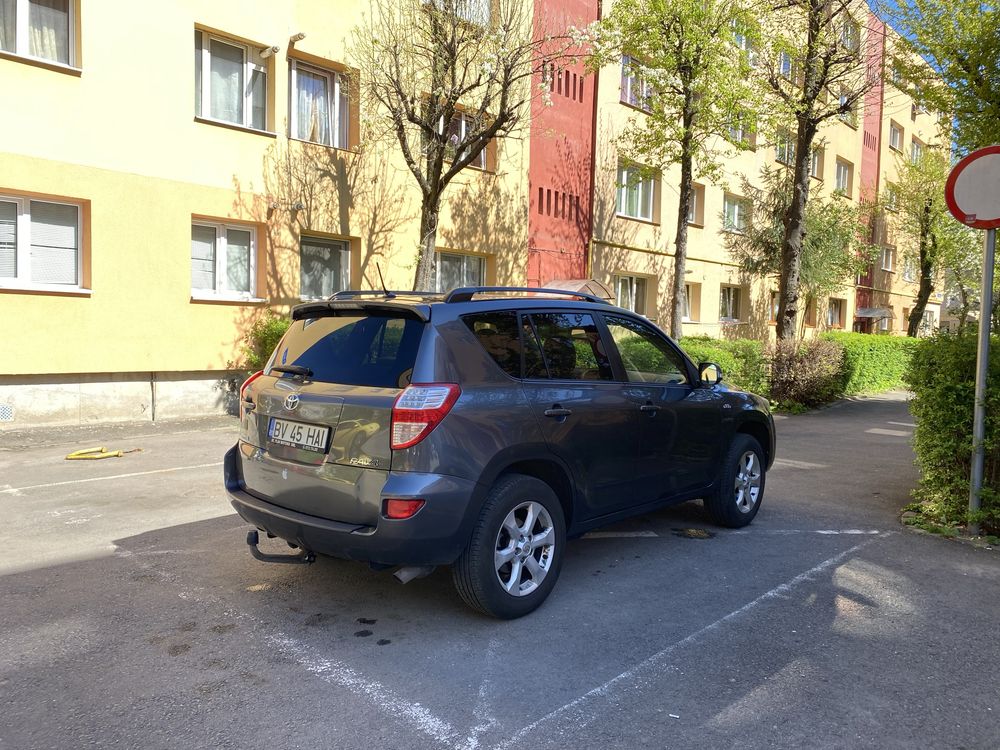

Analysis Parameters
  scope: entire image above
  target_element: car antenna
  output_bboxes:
[376,263,395,299]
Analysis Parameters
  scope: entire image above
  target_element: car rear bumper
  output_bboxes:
[224,445,480,566]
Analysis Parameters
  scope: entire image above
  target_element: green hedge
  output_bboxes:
[904,331,1000,535]
[678,336,767,395]
[821,331,919,394]
[240,311,291,370]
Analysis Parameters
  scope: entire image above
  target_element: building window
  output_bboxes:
[804,298,817,327]
[768,290,779,323]
[723,194,749,233]
[840,18,861,53]
[885,184,899,211]
[620,55,654,112]
[614,274,648,315]
[881,246,895,273]
[191,221,256,297]
[827,298,845,328]
[435,251,485,292]
[290,61,350,149]
[776,129,796,165]
[683,282,701,322]
[911,138,924,164]
[0,0,75,65]
[878,312,891,332]
[902,257,916,282]
[838,91,857,127]
[835,158,853,196]
[778,51,793,80]
[811,147,825,179]
[300,236,350,299]
[687,183,705,226]
[0,195,82,289]
[441,111,488,170]
[732,20,757,66]
[427,0,492,26]
[728,114,755,148]
[889,121,903,151]
[720,285,742,322]
[195,30,268,131]
[616,162,657,222]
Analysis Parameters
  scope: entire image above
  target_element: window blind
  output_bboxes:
[29,200,77,284]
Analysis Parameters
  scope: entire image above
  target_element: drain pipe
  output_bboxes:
[150,372,157,422]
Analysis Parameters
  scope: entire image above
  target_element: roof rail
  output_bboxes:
[328,290,440,300]
[444,286,605,304]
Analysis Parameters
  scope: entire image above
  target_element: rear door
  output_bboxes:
[239,311,423,525]
[519,310,640,519]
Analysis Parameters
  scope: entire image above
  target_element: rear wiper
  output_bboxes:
[270,365,313,378]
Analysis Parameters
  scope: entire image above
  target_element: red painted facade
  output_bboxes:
[526,0,599,286]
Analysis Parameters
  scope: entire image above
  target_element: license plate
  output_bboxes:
[268,418,330,451]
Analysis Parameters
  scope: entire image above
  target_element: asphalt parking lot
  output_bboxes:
[2,394,999,749]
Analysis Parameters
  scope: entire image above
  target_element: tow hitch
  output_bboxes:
[246,530,316,565]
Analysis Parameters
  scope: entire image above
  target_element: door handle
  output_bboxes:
[544,407,572,418]
[640,403,661,414]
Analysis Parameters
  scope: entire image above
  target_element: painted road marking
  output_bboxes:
[0,462,222,494]
[866,428,912,437]
[582,531,660,539]
[888,421,917,427]
[493,536,884,749]
[587,529,887,539]
[773,458,828,470]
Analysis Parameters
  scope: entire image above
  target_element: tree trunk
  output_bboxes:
[907,202,935,337]
[776,121,815,340]
[413,196,440,291]
[670,141,694,340]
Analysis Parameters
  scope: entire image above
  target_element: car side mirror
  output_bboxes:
[699,361,723,386]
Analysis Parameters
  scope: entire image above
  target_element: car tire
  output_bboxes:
[703,433,766,528]
[452,473,566,619]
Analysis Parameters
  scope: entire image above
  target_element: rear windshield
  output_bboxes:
[270,314,423,388]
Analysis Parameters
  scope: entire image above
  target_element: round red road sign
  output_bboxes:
[945,145,1000,229]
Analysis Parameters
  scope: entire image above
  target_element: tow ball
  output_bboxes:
[246,530,316,565]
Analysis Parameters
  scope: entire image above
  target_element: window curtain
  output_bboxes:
[224,229,251,293]
[300,239,348,298]
[28,0,69,64]
[0,0,14,53]
[190,225,216,291]
[0,201,16,278]
[336,75,350,149]
[30,200,77,284]
[210,39,243,124]
[296,68,330,145]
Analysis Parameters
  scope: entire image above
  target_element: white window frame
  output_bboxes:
[838,91,856,126]
[911,138,924,164]
[683,282,693,322]
[778,51,793,80]
[723,194,748,233]
[195,30,268,131]
[686,184,704,225]
[827,298,844,328]
[439,111,487,170]
[613,273,648,315]
[616,162,656,222]
[299,236,351,300]
[879,313,891,332]
[190,220,258,299]
[886,184,899,211]
[889,122,903,151]
[621,55,654,112]
[776,130,796,165]
[841,18,861,53]
[732,20,757,66]
[289,60,350,150]
[2,0,77,67]
[902,256,916,282]
[720,285,742,322]
[0,194,84,292]
[434,251,485,293]
[728,116,753,147]
[835,159,852,196]
[811,147,824,178]
[881,246,895,273]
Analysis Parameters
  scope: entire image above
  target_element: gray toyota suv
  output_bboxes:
[225,287,775,618]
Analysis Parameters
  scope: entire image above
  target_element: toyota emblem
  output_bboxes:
[283,394,300,411]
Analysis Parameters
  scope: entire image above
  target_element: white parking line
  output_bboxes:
[773,458,829,470]
[866,428,911,437]
[888,421,917,428]
[491,536,884,749]
[0,462,222,494]
[582,531,660,539]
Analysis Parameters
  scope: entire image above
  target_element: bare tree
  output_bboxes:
[757,0,888,339]
[351,0,563,291]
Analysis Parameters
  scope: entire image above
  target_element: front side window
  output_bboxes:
[191,221,256,296]
[195,30,267,130]
[621,55,654,112]
[720,285,742,321]
[605,314,688,385]
[616,162,656,222]
[723,195,749,233]
[300,236,350,299]
[525,312,613,381]
[614,273,647,315]
[1,0,74,65]
[291,61,350,149]
[0,196,81,288]
[435,251,485,292]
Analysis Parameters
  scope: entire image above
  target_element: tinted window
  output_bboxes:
[462,311,521,378]
[527,312,613,381]
[272,314,422,388]
[604,314,688,385]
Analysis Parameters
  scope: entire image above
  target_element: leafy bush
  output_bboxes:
[821,331,919,394]
[240,311,291,370]
[766,338,844,409]
[679,336,767,395]
[904,331,1000,534]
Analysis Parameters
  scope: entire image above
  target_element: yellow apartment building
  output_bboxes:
[0,0,532,426]
[588,1,946,341]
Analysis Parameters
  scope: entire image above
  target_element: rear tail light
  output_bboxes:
[239,370,264,419]
[390,383,460,449]
[384,499,426,519]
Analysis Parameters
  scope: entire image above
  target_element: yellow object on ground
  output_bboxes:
[65,447,142,460]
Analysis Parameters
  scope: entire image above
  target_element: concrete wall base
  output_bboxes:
[0,371,245,428]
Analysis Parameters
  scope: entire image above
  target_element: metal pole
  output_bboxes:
[968,227,996,536]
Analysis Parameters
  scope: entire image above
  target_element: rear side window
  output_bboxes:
[272,314,423,388]
[526,312,613,381]
[462,311,521,377]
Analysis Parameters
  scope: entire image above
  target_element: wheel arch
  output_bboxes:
[482,452,577,531]
[735,416,772,468]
